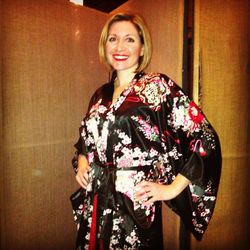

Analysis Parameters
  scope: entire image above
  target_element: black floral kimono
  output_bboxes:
[71,72,221,250]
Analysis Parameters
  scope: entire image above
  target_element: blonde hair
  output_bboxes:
[99,13,152,72]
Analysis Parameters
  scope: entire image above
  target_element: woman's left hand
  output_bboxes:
[133,173,190,206]
[133,181,176,206]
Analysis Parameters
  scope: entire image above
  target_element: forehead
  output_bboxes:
[108,21,139,36]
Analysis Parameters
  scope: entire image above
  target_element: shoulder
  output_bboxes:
[93,82,112,96]
[90,82,112,101]
[133,72,189,111]
[138,72,171,85]
[87,82,112,112]
[137,72,182,92]
[132,73,173,110]
[135,72,184,105]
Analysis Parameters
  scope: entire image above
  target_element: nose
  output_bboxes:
[116,39,124,51]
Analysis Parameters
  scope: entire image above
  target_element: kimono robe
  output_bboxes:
[71,72,222,250]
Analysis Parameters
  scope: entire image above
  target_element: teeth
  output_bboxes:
[114,55,128,59]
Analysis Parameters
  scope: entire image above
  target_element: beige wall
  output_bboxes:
[191,1,250,249]
[1,0,107,249]
[0,0,3,248]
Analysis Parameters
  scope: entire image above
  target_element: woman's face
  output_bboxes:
[105,21,144,73]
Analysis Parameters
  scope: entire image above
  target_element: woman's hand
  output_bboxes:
[75,154,91,189]
[134,174,190,206]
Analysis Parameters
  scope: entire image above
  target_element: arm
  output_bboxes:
[133,74,221,238]
[134,173,190,205]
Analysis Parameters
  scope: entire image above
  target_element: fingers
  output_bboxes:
[143,196,155,206]
[134,181,154,204]
[76,154,91,189]
[134,181,150,193]
[76,171,89,189]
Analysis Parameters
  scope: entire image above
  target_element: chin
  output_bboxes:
[112,64,138,73]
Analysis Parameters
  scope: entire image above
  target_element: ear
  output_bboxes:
[140,45,144,56]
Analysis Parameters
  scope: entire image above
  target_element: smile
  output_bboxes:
[113,54,129,61]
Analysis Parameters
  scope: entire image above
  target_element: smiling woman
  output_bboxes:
[71,12,221,250]
[105,21,144,75]
[99,13,152,73]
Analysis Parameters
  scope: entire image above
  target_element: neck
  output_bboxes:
[115,68,137,87]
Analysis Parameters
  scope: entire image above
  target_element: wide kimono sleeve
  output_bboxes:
[72,83,109,174]
[159,74,222,240]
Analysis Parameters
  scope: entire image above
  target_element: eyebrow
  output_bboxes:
[107,33,137,37]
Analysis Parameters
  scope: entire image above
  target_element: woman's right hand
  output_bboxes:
[75,154,91,189]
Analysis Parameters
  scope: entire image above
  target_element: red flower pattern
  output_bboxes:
[188,102,204,125]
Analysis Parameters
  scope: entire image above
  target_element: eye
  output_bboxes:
[126,37,135,43]
[108,36,116,42]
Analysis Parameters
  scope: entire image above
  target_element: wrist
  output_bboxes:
[170,174,190,198]
[169,182,181,199]
[160,184,179,200]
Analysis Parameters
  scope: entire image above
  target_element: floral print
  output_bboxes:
[72,72,221,249]
[170,95,207,134]
[133,73,170,111]
[131,115,161,142]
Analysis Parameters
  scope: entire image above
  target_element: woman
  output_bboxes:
[71,13,221,249]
